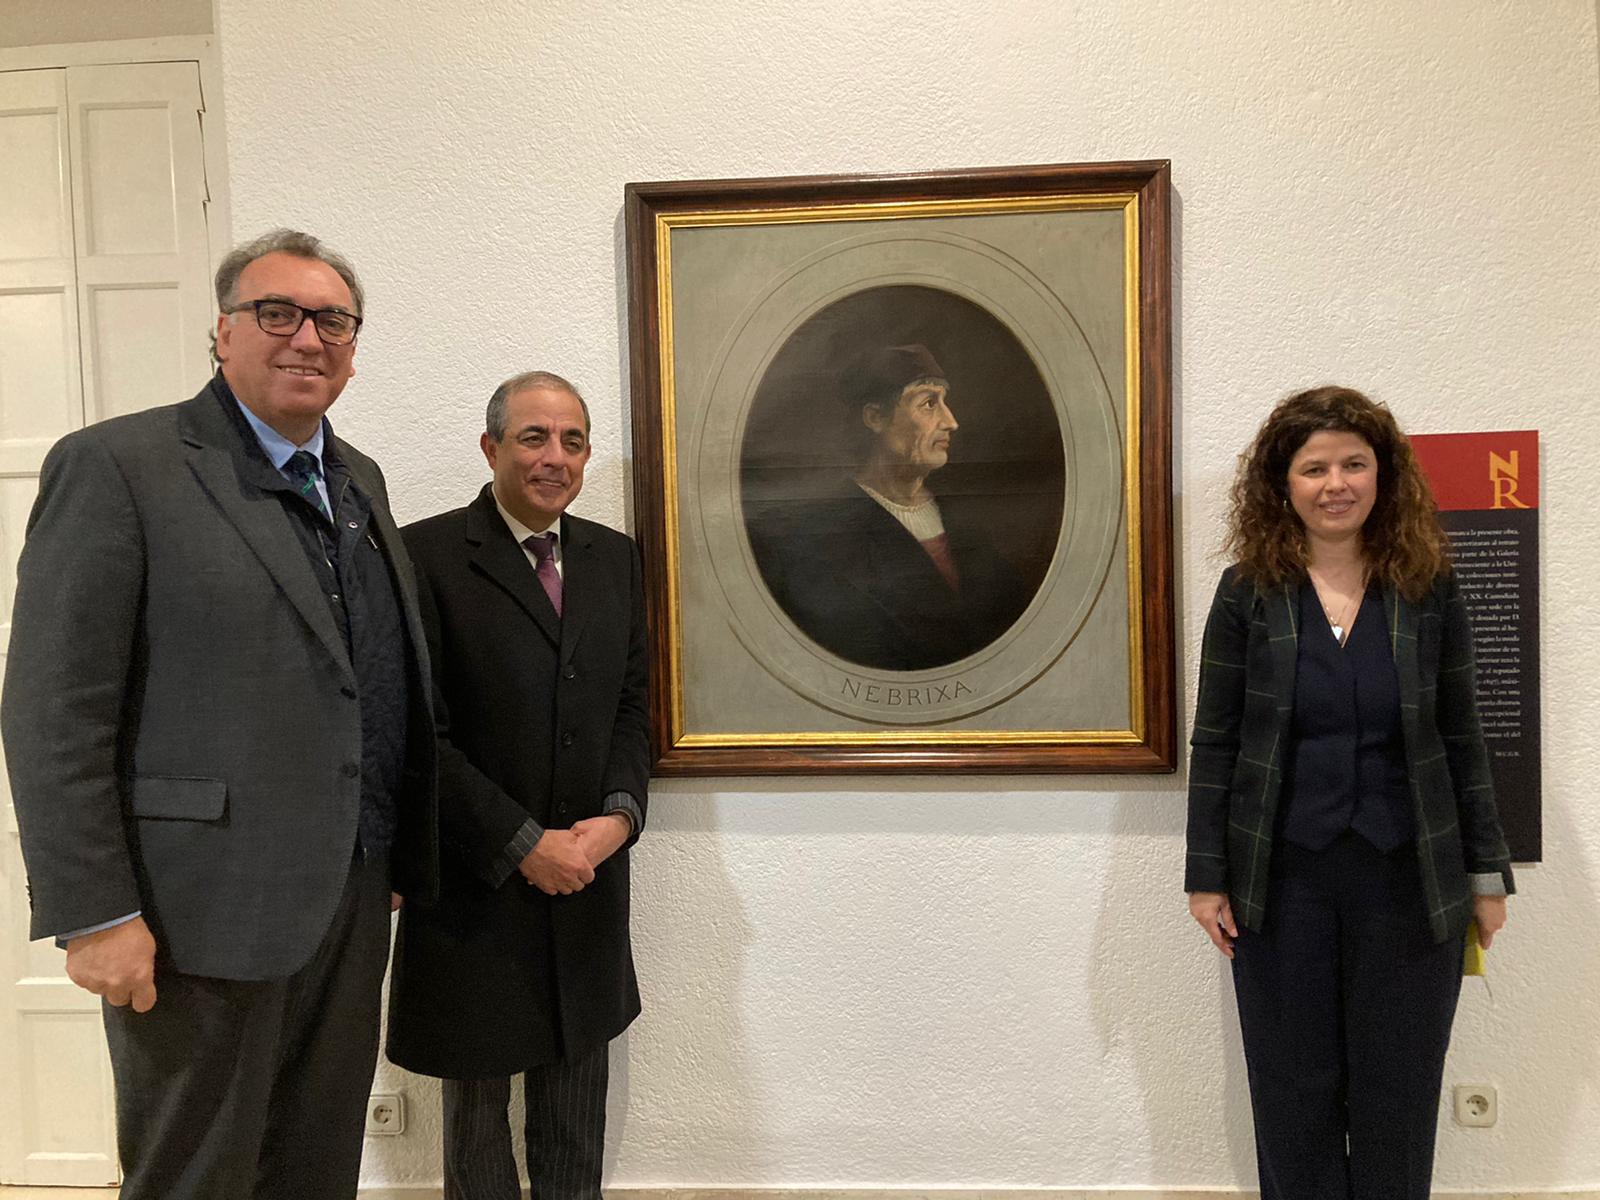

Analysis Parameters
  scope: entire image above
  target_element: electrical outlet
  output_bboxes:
[1453,1084,1497,1128]
[365,1092,405,1136]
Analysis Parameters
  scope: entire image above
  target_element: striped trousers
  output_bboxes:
[441,1043,609,1200]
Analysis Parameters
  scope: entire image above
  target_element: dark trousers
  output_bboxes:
[1232,833,1463,1200]
[442,1043,610,1200]
[103,850,392,1200]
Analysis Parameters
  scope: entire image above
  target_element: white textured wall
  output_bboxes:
[216,1,1600,1190]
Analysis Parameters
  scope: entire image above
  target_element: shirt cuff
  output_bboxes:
[55,911,141,948]
[1469,872,1508,897]
[603,792,642,837]
[485,818,545,888]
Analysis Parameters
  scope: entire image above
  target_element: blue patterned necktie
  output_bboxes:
[524,532,563,617]
[286,450,330,520]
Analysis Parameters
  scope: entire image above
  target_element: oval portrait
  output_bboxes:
[739,284,1066,673]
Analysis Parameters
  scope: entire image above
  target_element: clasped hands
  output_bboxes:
[517,813,630,896]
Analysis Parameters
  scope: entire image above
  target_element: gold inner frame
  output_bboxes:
[653,192,1145,748]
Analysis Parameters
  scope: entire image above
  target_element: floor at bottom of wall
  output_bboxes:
[356,1191,1600,1200]
[5,1188,1598,1199]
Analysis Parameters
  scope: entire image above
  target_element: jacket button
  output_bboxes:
[342,763,359,778]
[560,732,575,747]
[563,667,576,680]
[341,685,357,699]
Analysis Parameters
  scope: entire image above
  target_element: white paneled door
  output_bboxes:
[0,59,214,1186]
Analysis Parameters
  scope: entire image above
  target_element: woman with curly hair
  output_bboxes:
[1184,385,1514,1199]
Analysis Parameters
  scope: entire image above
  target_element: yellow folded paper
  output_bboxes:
[1463,920,1486,977]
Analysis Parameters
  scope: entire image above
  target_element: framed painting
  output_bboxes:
[624,160,1174,774]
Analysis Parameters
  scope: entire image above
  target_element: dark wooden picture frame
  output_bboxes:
[625,161,1174,775]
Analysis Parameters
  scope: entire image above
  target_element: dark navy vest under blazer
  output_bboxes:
[220,392,408,856]
[1185,566,1515,943]
[1282,582,1413,853]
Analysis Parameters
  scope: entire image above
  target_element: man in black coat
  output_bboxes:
[386,370,650,1200]
[1,229,438,1200]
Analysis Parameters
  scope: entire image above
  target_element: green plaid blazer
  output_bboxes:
[1184,566,1515,943]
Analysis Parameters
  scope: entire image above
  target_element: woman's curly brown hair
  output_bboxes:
[1225,385,1449,600]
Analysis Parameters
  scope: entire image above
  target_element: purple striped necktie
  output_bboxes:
[524,532,562,617]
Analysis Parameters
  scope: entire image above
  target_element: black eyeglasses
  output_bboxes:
[225,300,363,346]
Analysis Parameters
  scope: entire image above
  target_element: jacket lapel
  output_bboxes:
[556,513,595,665]
[464,485,562,649]
[339,439,432,675]
[1385,580,1423,746]
[178,384,352,679]
[1261,578,1300,734]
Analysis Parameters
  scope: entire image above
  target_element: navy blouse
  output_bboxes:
[1281,580,1414,852]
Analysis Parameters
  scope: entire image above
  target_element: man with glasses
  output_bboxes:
[2,228,438,1200]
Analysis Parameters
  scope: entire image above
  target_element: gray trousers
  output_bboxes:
[102,850,392,1200]
[442,1043,610,1200]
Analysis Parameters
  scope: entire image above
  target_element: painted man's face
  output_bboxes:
[865,379,958,473]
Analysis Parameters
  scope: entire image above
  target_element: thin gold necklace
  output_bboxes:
[1310,570,1366,646]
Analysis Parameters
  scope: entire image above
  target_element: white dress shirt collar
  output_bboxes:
[493,491,564,577]
[234,399,326,472]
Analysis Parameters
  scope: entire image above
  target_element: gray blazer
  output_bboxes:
[1,377,438,980]
[1184,565,1514,943]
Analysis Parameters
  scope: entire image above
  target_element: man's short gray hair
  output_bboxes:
[214,228,365,315]
[486,371,591,440]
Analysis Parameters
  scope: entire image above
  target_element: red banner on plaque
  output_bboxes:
[1410,430,1539,513]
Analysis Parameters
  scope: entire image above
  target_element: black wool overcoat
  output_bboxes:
[386,484,650,1077]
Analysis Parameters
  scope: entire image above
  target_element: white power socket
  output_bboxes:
[365,1092,405,1136]
[1453,1084,1497,1127]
